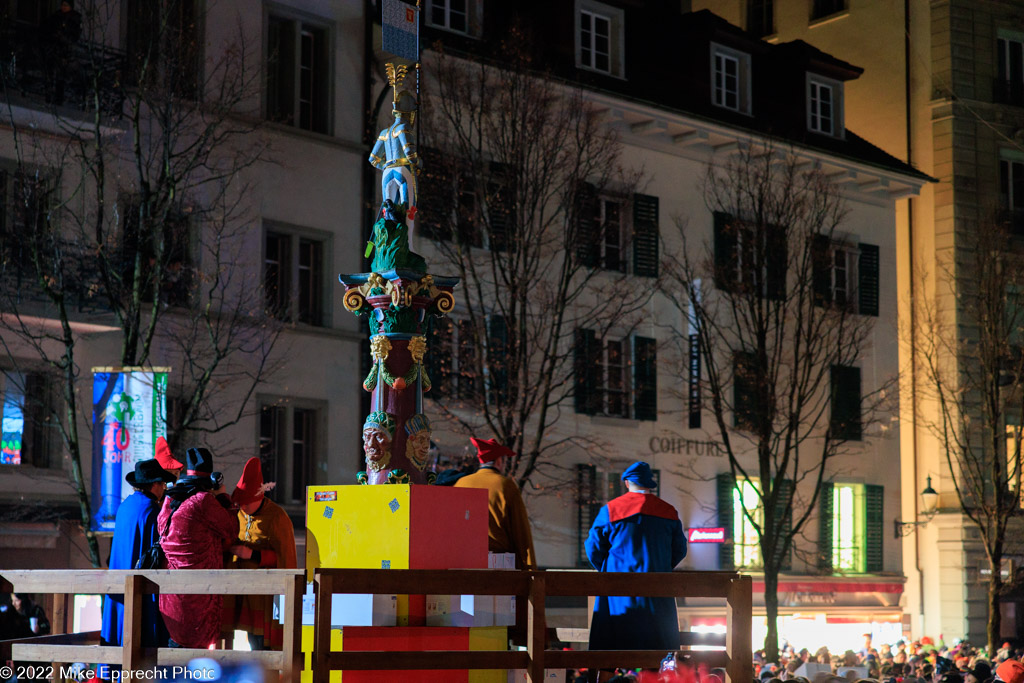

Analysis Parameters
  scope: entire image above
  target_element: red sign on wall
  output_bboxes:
[687,527,726,543]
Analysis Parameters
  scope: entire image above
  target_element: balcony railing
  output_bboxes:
[0,20,125,116]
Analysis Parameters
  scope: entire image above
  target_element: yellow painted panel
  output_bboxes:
[468,626,508,683]
[306,485,412,571]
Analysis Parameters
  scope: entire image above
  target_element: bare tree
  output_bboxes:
[661,142,891,661]
[416,30,650,489]
[0,0,280,567]
[915,214,1024,655]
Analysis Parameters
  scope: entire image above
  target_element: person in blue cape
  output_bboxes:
[101,457,175,647]
[585,461,687,656]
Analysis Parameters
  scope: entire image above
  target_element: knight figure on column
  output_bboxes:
[369,63,420,234]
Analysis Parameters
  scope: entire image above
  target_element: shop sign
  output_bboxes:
[649,435,722,457]
[687,527,726,543]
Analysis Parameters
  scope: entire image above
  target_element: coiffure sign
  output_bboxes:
[687,527,726,543]
[648,435,722,457]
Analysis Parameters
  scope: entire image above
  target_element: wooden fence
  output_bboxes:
[1,568,752,683]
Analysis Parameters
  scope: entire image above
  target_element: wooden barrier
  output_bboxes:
[0,568,752,683]
[0,569,304,680]
[313,568,752,683]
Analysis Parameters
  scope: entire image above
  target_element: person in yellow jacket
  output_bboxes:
[224,457,297,650]
[454,437,536,569]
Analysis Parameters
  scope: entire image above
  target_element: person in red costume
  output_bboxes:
[224,457,297,650]
[157,447,239,649]
[454,436,536,569]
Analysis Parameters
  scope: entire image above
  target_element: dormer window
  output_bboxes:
[807,73,844,137]
[576,1,625,77]
[710,43,752,115]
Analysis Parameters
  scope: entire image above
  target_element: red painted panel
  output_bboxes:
[341,626,470,683]
[408,485,488,569]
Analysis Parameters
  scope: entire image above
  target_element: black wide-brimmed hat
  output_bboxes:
[126,458,175,486]
[185,447,214,475]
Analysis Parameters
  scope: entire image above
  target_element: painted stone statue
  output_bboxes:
[368,200,426,273]
[362,411,396,474]
[404,413,431,472]
[369,63,420,230]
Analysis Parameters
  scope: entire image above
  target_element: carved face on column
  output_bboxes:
[363,411,396,472]
[403,413,431,472]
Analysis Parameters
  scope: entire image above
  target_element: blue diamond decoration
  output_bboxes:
[382,560,391,569]
[388,498,400,512]
[323,506,333,519]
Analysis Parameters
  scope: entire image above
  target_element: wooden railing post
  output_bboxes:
[726,574,752,683]
[282,572,304,681]
[527,571,546,683]
[122,574,145,672]
[312,571,333,683]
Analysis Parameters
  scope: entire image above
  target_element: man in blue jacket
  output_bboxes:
[585,461,686,655]
[101,458,174,647]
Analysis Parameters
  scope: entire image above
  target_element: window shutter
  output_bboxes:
[864,484,884,572]
[830,365,862,441]
[633,336,657,421]
[717,472,736,570]
[418,148,454,241]
[487,314,508,407]
[818,482,834,572]
[426,317,453,399]
[772,478,793,571]
[575,182,599,268]
[577,464,599,567]
[713,211,737,291]
[766,224,787,301]
[487,161,514,253]
[858,243,879,317]
[812,234,831,306]
[574,328,598,414]
[632,194,659,278]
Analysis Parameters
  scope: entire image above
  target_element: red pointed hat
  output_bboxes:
[232,457,265,506]
[471,437,515,464]
[154,436,184,471]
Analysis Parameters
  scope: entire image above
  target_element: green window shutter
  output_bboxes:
[766,224,788,301]
[830,365,862,441]
[418,148,453,242]
[818,482,834,572]
[574,328,598,415]
[717,472,736,570]
[812,234,831,306]
[575,182,599,268]
[486,314,508,407]
[772,478,794,571]
[633,336,657,421]
[632,194,659,277]
[864,484,884,572]
[577,464,599,567]
[487,161,514,253]
[426,317,453,399]
[713,211,737,292]
[733,351,756,429]
[858,243,879,317]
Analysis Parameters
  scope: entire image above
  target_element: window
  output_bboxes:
[0,370,57,468]
[266,12,331,134]
[830,364,861,441]
[125,0,201,99]
[263,226,327,326]
[818,482,883,573]
[747,0,774,38]
[120,198,192,307]
[811,237,879,316]
[0,169,51,284]
[576,1,624,78]
[807,74,844,137]
[425,315,506,403]
[717,473,792,571]
[576,187,660,276]
[1000,155,1024,233]
[997,34,1024,105]
[258,399,322,505]
[576,463,660,566]
[713,212,786,300]
[574,330,657,421]
[1007,423,1024,505]
[710,43,752,114]
[811,0,846,21]
[732,351,758,430]
[426,0,481,35]
[732,478,763,569]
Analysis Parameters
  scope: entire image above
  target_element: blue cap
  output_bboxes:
[621,461,657,489]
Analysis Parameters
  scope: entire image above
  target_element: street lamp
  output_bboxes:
[893,476,939,538]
